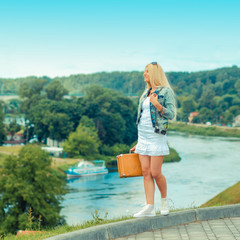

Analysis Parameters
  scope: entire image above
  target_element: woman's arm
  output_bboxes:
[159,88,175,120]
[151,88,176,120]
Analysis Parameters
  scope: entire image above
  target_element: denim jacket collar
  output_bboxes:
[144,86,163,98]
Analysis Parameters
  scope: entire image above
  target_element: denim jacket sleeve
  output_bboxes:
[159,88,175,120]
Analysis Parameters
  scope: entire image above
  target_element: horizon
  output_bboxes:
[0,64,239,80]
[1,0,239,78]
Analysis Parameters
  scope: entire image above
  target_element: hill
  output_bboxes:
[201,181,240,207]
[1,65,240,125]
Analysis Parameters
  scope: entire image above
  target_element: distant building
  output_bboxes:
[4,131,25,145]
[233,115,240,127]
[47,137,64,147]
[41,146,64,157]
[43,138,65,157]
[188,112,199,123]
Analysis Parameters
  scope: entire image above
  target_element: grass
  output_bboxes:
[168,122,240,138]
[0,153,8,166]
[3,186,239,240]
[200,181,240,207]
[3,144,239,239]
[2,204,201,240]
[0,145,23,155]
[164,146,181,163]
[1,159,239,240]
[0,146,80,176]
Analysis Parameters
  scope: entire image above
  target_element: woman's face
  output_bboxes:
[144,66,150,83]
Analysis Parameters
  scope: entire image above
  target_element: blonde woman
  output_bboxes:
[130,62,176,217]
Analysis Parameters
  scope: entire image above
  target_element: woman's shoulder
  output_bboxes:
[157,86,174,95]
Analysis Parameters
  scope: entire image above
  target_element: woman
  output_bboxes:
[130,62,176,218]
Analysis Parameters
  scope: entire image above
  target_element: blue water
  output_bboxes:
[61,132,240,225]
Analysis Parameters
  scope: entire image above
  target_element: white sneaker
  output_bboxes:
[161,198,169,216]
[133,204,156,218]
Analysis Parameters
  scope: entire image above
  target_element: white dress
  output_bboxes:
[135,97,170,156]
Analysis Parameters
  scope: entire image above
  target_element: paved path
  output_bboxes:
[114,217,240,240]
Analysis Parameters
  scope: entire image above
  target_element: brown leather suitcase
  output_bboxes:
[116,153,143,178]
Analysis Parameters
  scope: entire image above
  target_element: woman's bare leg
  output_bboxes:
[139,154,155,204]
[150,156,167,198]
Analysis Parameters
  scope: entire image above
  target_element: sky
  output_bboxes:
[0,0,239,78]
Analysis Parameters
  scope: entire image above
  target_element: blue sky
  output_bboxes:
[0,0,239,78]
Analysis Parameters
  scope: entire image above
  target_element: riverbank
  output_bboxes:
[168,122,240,138]
[1,139,239,239]
[200,181,240,207]
[0,145,181,177]
[3,205,202,240]
[3,199,240,239]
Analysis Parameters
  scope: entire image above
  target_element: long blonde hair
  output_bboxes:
[146,62,172,89]
[140,62,177,119]
[141,62,173,97]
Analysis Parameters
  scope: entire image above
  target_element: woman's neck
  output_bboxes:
[151,87,157,91]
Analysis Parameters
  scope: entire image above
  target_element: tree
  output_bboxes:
[100,112,126,146]
[6,119,21,140]
[0,144,66,234]
[81,85,137,146]
[19,79,47,114]
[28,99,74,142]
[19,79,47,99]
[229,106,240,116]
[213,107,224,123]
[223,112,234,125]
[222,94,234,108]
[63,119,100,157]
[182,97,197,115]
[0,104,6,145]
[45,80,68,101]
[234,79,240,95]
[198,107,214,123]
[47,112,73,141]
[5,99,21,114]
[199,89,216,109]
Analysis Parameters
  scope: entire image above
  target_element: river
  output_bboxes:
[61,132,240,225]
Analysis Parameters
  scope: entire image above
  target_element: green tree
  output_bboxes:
[213,107,224,123]
[81,85,136,146]
[182,97,197,114]
[100,112,126,146]
[28,99,75,142]
[63,120,100,157]
[223,112,234,125]
[229,106,240,116]
[5,99,21,114]
[0,104,6,145]
[0,144,66,234]
[222,94,234,108]
[198,107,214,123]
[45,80,68,101]
[234,79,240,95]
[19,79,47,99]
[47,112,73,141]
[6,119,21,140]
[199,89,216,109]
[19,79,47,114]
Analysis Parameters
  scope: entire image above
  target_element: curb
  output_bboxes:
[45,204,240,240]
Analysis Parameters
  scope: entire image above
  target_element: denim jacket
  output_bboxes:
[136,86,175,134]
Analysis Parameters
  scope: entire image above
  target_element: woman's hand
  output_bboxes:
[130,144,137,153]
[150,93,163,111]
[150,93,159,106]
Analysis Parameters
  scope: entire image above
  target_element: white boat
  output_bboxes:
[65,160,108,178]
